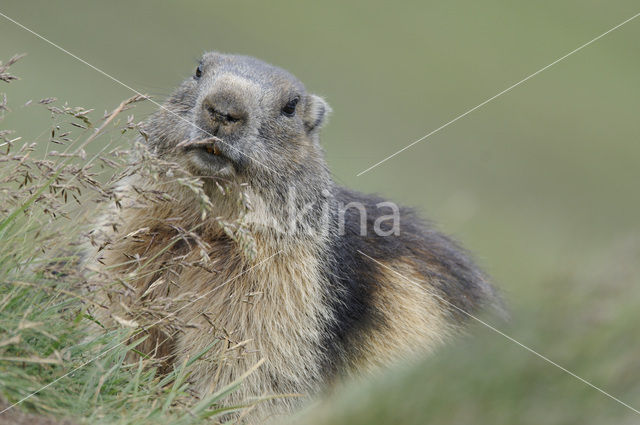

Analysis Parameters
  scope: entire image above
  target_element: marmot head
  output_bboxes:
[145,52,332,201]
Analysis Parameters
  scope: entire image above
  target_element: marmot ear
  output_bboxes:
[304,95,331,134]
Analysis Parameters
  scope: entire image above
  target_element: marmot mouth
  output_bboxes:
[176,137,224,156]
[177,136,237,175]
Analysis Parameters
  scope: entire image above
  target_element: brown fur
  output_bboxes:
[354,260,453,372]
[86,178,331,418]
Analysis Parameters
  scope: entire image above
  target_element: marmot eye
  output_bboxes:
[282,97,299,117]
[194,64,203,79]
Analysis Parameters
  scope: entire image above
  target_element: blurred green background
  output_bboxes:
[1,1,639,424]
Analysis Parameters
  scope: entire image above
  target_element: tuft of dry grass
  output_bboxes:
[0,54,26,83]
[0,53,262,425]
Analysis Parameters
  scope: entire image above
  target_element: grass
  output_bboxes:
[0,54,255,424]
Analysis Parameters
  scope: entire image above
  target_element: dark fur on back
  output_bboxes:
[319,188,496,378]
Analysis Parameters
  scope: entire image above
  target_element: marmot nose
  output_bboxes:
[201,93,247,128]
